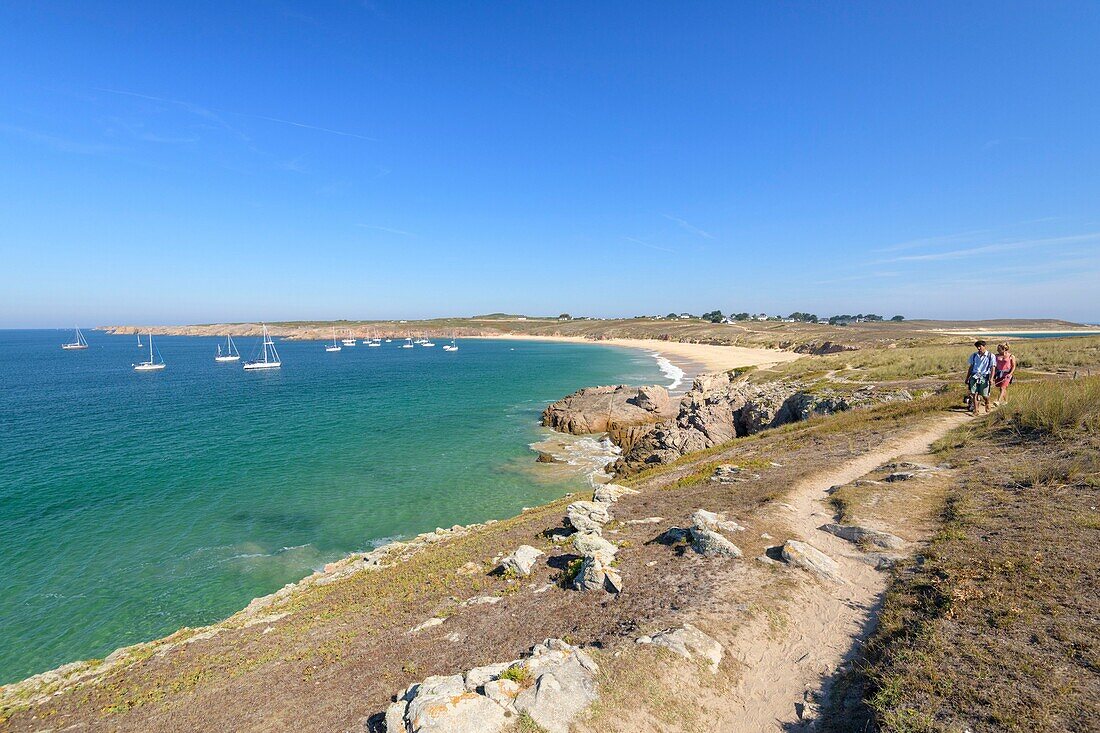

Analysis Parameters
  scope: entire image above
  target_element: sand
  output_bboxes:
[491,333,802,373]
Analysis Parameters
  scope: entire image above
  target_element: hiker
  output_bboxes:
[965,340,996,414]
[994,342,1016,405]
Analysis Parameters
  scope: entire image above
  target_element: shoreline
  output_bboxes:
[489,333,802,374]
[0,337,727,692]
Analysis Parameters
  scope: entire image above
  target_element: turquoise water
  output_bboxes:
[0,330,664,683]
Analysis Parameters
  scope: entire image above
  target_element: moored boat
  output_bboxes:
[243,324,282,370]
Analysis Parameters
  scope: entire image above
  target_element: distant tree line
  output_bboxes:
[646,311,905,324]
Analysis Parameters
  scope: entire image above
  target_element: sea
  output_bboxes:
[0,330,668,683]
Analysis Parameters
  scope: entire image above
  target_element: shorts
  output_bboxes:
[968,375,990,397]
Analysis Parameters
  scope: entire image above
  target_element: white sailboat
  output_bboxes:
[61,327,89,350]
[137,333,143,348]
[215,334,241,362]
[133,334,166,371]
[325,327,342,352]
[421,337,436,347]
[401,337,414,349]
[443,334,458,351]
[366,335,381,347]
[341,330,357,346]
[243,324,281,370]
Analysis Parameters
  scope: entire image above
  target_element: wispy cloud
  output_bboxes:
[624,236,675,254]
[95,87,377,142]
[814,271,901,286]
[881,233,1100,263]
[357,224,414,236]
[876,218,1063,254]
[875,228,993,254]
[0,123,118,154]
[662,214,713,239]
[274,156,307,172]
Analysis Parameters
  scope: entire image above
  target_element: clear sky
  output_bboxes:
[2,1,1099,327]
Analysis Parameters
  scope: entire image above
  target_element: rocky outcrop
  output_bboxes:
[792,340,861,355]
[689,513,743,558]
[782,540,844,583]
[542,384,676,435]
[499,545,543,577]
[636,623,725,673]
[612,374,912,475]
[819,523,905,550]
[384,639,599,733]
[565,500,611,533]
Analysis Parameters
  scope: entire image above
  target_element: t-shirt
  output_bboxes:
[969,351,996,377]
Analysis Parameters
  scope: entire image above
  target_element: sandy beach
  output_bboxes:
[491,333,802,372]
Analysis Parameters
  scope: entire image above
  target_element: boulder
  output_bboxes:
[401,674,509,733]
[592,483,639,503]
[386,640,599,733]
[691,508,745,534]
[511,640,601,733]
[782,540,844,583]
[690,528,743,558]
[685,509,744,557]
[818,523,905,550]
[565,501,611,533]
[572,532,617,562]
[574,554,622,593]
[499,545,543,577]
[636,623,724,673]
[464,662,513,692]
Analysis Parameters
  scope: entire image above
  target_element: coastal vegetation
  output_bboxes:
[5,327,1099,731]
[857,377,1100,732]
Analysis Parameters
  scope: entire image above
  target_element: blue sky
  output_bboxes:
[2,1,1099,327]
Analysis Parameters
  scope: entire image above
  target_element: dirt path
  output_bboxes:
[722,412,970,731]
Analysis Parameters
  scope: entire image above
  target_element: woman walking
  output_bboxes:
[994,342,1016,405]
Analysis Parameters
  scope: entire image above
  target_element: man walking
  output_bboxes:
[966,340,996,414]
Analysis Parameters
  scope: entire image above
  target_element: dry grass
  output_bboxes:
[991,375,1100,436]
[856,378,1100,733]
[756,337,1100,385]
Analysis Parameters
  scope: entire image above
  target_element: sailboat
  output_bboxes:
[215,334,240,362]
[133,334,166,371]
[243,324,281,370]
[366,334,381,347]
[443,334,458,352]
[401,337,414,349]
[421,336,436,347]
[341,330,357,347]
[325,327,342,352]
[61,327,89,350]
[137,333,143,348]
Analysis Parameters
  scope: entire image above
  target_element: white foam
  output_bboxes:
[652,352,685,391]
